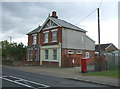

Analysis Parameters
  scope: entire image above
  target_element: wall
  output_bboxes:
[61,48,95,67]
[40,27,62,46]
[62,28,86,49]
[86,36,95,50]
[40,44,61,67]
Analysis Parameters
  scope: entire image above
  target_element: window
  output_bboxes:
[45,50,49,60]
[52,29,57,42]
[86,52,90,58]
[33,35,37,44]
[44,31,49,43]
[68,50,74,54]
[77,50,82,54]
[28,50,32,61]
[53,49,57,60]
[35,50,38,61]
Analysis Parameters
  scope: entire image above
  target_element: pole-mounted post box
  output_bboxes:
[81,58,87,73]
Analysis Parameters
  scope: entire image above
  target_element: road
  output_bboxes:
[1,66,118,89]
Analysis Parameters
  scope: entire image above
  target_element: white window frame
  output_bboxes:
[43,31,49,43]
[68,50,74,54]
[77,50,82,54]
[51,29,58,42]
[45,49,49,60]
[34,49,39,61]
[53,49,57,60]
[27,50,32,61]
[86,52,90,58]
[32,34,37,45]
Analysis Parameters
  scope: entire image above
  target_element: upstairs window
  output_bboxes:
[52,29,57,42]
[32,34,37,45]
[43,31,49,43]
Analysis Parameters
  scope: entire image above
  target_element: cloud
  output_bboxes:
[1,1,118,47]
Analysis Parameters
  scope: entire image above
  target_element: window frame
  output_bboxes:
[86,52,90,58]
[43,31,49,43]
[77,50,82,54]
[27,50,32,61]
[32,34,37,45]
[45,49,49,60]
[51,29,58,42]
[53,49,57,60]
[68,50,74,54]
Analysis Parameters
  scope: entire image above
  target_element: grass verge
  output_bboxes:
[86,68,120,79]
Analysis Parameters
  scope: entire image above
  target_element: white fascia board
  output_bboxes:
[38,17,50,32]
[51,29,58,32]
[49,17,61,27]
[43,31,49,33]
[105,43,112,51]
[32,34,37,36]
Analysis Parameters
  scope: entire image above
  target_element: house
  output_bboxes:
[26,11,95,67]
[95,43,118,53]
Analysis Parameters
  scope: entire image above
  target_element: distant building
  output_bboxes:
[26,11,95,67]
[95,43,118,53]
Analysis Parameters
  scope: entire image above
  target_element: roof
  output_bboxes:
[39,16,87,32]
[27,25,41,35]
[95,43,117,52]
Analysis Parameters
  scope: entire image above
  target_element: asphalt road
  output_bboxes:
[1,66,118,89]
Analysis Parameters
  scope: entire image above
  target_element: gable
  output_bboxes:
[42,19,58,30]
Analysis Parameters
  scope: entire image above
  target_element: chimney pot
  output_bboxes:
[51,11,58,18]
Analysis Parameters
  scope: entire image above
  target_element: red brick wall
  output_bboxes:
[28,34,33,46]
[42,61,59,66]
[61,49,95,67]
[40,27,62,46]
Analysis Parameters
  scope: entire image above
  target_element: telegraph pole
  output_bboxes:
[97,8,101,71]
[9,36,12,43]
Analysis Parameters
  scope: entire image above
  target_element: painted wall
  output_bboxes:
[86,36,95,50]
[62,28,86,49]
[40,44,61,67]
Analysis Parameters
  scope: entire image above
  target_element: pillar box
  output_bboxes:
[81,58,87,73]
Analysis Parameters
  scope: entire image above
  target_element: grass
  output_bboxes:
[86,68,120,79]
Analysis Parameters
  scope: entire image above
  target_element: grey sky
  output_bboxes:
[1,0,119,48]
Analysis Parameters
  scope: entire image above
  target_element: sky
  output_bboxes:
[0,0,119,48]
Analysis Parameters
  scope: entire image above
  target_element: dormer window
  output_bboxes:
[51,29,58,42]
[32,34,37,45]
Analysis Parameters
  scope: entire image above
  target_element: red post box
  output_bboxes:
[81,58,87,73]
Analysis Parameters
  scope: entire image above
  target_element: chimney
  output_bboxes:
[51,11,58,18]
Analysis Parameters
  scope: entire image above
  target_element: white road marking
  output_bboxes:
[2,75,50,88]
[2,77,33,88]
[9,75,50,87]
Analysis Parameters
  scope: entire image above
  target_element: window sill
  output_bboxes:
[44,42,48,43]
[51,41,57,42]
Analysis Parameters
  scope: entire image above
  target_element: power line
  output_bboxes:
[98,0,103,8]
[75,8,97,25]
[75,0,103,25]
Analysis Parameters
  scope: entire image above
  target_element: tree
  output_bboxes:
[1,40,26,62]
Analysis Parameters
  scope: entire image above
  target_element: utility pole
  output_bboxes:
[97,8,101,71]
[9,36,12,43]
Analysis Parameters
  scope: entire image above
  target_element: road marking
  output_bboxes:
[2,75,50,89]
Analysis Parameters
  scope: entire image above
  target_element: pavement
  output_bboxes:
[2,65,119,88]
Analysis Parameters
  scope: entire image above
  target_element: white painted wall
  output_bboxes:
[62,28,86,49]
[40,44,61,67]
[62,28,95,50]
